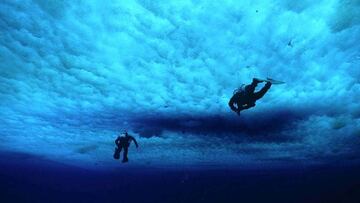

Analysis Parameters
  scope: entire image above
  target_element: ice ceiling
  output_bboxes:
[0,0,359,168]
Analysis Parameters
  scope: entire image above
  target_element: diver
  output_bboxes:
[228,78,272,115]
[114,131,139,163]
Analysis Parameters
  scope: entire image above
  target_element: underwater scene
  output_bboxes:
[0,0,360,202]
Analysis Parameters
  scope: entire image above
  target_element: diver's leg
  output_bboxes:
[245,78,263,94]
[122,147,129,162]
[245,82,256,94]
[119,146,123,156]
[253,82,271,100]
[113,146,121,160]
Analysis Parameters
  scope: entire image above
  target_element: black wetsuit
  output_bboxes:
[228,79,272,114]
[115,134,138,162]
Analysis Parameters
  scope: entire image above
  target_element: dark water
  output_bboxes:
[0,151,359,203]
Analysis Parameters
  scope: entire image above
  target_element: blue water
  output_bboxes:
[1,151,359,203]
[0,0,360,202]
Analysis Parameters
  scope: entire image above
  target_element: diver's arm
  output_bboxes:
[131,136,139,148]
[228,96,239,112]
[115,136,120,146]
[245,78,263,93]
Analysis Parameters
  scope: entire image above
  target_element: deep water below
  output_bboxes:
[1,151,359,203]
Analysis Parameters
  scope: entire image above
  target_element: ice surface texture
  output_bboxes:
[0,0,359,168]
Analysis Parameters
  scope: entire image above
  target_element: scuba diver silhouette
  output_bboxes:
[114,131,139,163]
[228,78,272,115]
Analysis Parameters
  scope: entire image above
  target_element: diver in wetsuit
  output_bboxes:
[228,78,272,115]
[114,131,139,163]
